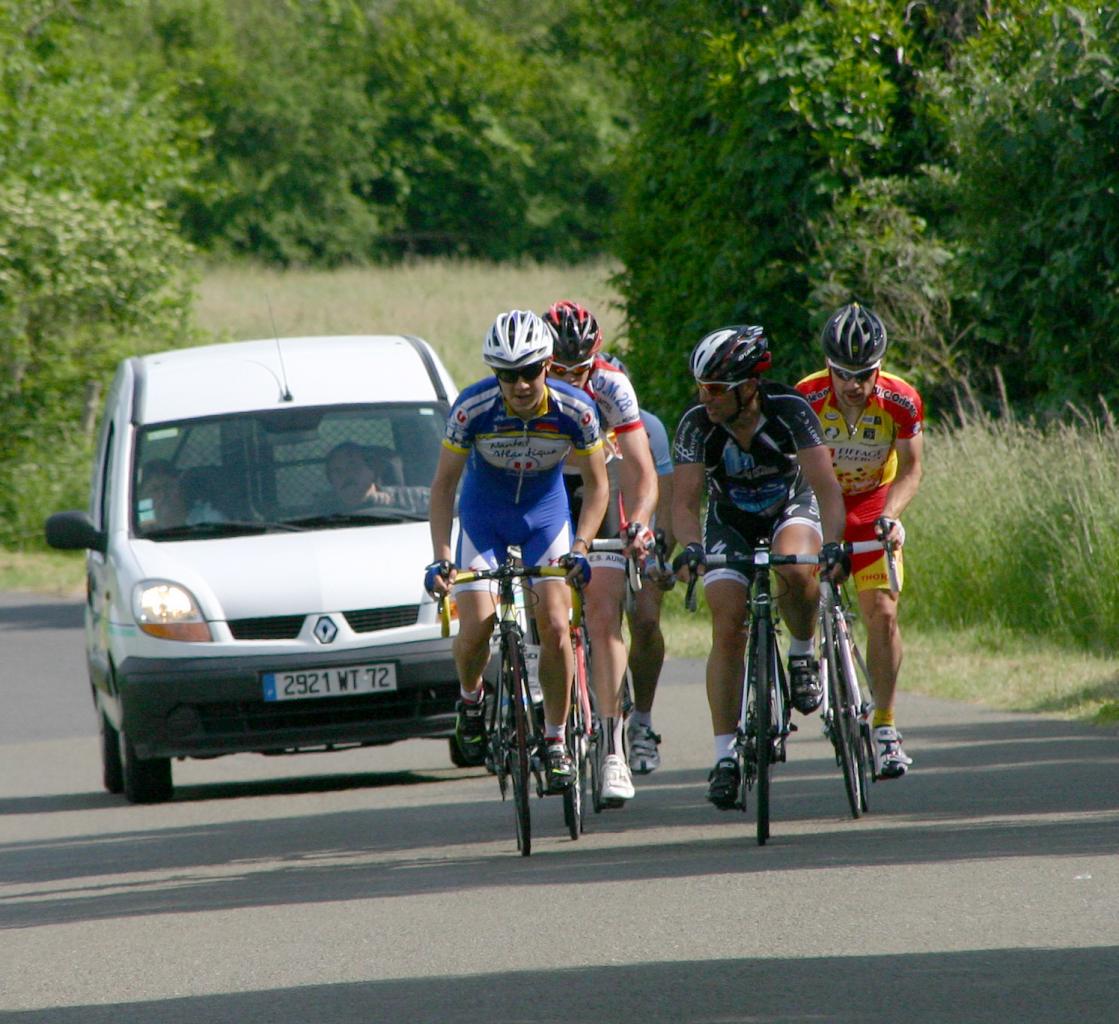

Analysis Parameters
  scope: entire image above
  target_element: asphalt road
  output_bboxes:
[2,591,1118,1022]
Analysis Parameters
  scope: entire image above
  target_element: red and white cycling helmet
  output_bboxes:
[541,300,603,365]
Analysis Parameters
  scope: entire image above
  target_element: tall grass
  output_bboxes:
[904,411,1119,650]
[194,258,625,389]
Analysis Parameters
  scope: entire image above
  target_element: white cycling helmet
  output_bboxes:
[483,309,554,369]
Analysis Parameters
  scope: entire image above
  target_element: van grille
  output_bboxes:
[344,605,419,632]
[227,604,419,640]
[228,615,306,640]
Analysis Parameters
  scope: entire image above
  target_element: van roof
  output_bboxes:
[131,335,455,424]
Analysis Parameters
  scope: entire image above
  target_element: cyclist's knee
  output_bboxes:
[860,589,899,632]
[453,628,491,662]
[711,621,747,661]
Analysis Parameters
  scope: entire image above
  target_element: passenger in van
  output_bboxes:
[325,442,430,515]
[136,460,224,531]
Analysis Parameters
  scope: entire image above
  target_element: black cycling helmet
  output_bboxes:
[541,300,603,364]
[689,325,772,383]
[821,303,888,368]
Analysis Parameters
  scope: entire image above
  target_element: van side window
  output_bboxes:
[97,422,115,532]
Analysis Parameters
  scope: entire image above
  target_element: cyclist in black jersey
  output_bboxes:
[670,325,848,809]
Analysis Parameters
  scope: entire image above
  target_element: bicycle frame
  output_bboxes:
[818,578,872,816]
[688,539,812,845]
[818,537,898,811]
[437,558,577,856]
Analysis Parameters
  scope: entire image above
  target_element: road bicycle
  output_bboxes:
[817,539,898,818]
[685,540,823,845]
[439,558,584,856]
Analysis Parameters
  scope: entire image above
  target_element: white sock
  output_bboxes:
[608,716,625,755]
[544,722,565,742]
[714,733,736,761]
[788,637,814,658]
[460,685,483,704]
[630,710,653,730]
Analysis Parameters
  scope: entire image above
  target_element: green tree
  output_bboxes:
[0,1,197,547]
[363,0,623,259]
[610,0,915,423]
[934,3,1119,409]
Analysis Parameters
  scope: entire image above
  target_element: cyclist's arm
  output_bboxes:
[571,445,609,549]
[883,432,924,523]
[796,444,846,546]
[614,426,658,532]
[429,445,467,563]
[655,468,675,555]
[670,461,704,551]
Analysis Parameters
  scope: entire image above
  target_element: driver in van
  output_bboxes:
[136,460,223,530]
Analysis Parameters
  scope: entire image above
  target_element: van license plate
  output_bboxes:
[262,663,398,702]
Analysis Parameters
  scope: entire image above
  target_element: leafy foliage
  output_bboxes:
[362,0,623,260]
[933,3,1119,409]
[611,0,916,423]
[0,1,197,547]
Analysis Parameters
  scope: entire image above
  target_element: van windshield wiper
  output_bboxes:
[140,520,306,540]
[287,509,426,527]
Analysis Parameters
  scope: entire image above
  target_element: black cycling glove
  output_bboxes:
[820,542,851,578]
[671,541,706,574]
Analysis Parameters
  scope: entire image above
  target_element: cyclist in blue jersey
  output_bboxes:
[426,310,609,791]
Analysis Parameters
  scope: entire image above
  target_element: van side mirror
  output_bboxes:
[45,510,107,554]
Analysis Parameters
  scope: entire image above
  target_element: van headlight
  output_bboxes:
[134,582,212,642]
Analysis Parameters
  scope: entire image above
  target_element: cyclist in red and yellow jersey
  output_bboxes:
[795,303,924,778]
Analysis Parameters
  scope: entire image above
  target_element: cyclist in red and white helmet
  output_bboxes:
[542,300,658,804]
[796,302,924,779]
[672,324,847,810]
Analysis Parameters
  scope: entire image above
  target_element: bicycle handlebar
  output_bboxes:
[436,563,581,637]
[682,538,898,611]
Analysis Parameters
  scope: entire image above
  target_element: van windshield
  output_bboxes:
[132,402,446,538]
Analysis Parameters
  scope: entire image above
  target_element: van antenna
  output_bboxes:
[266,296,294,402]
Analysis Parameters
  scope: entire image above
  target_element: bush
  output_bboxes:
[933,4,1119,408]
[612,0,913,423]
[0,184,196,547]
[905,409,1119,650]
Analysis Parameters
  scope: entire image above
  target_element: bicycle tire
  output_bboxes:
[754,615,773,846]
[822,597,862,818]
[503,637,533,856]
[841,617,875,805]
[737,628,759,815]
[563,650,588,838]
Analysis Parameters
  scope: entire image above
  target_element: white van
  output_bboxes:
[47,335,465,803]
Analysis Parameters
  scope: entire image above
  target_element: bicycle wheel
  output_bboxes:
[502,636,533,856]
[838,614,874,807]
[753,616,773,846]
[562,631,587,837]
[563,698,585,839]
[822,598,862,819]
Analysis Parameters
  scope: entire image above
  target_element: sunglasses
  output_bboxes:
[550,358,594,378]
[696,379,741,397]
[829,362,879,383]
[495,361,547,384]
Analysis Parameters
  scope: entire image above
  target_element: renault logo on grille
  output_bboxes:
[313,616,338,644]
